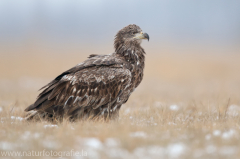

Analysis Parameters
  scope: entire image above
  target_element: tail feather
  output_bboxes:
[25,110,39,121]
[25,110,53,122]
[24,104,34,112]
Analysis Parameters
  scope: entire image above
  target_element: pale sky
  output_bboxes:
[0,0,239,45]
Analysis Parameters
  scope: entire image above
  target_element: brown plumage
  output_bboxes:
[25,24,149,122]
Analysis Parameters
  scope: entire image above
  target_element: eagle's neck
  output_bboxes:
[115,41,145,66]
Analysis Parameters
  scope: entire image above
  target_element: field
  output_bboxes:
[0,44,240,159]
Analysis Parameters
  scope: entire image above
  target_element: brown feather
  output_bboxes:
[48,82,67,100]
[25,24,148,122]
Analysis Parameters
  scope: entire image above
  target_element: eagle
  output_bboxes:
[25,24,149,122]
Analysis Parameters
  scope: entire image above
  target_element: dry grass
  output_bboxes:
[0,44,240,159]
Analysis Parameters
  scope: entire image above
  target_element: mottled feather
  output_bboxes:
[25,24,148,121]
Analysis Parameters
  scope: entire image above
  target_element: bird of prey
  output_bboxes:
[25,24,149,122]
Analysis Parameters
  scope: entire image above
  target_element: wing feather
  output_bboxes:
[48,82,67,100]
[25,54,130,113]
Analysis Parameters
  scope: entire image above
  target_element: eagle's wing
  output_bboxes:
[25,55,131,114]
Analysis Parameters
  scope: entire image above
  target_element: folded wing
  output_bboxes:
[25,55,131,116]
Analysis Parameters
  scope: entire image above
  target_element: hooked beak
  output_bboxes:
[134,32,150,41]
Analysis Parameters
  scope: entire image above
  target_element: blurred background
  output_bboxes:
[0,0,240,47]
[0,0,239,102]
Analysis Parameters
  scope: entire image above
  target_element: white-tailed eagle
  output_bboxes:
[25,24,149,121]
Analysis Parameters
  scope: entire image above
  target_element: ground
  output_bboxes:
[0,44,240,159]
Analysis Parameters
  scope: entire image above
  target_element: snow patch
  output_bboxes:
[44,125,58,129]
[130,131,147,138]
[1,116,24,123]
[167,143,186,158]
[11,116,24,121]
[227,104,240,116]
[105,138,120,147]
[83,138,103,149]
[213,130,221,136]
[134,146,165,158]
[169,104,179,111]
[21,131,41,140]
[0,142,15,150]
[222,129,236,139]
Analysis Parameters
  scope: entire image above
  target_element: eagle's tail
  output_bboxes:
[25,107,64,122]
[25,110,41,121]
[25,110,55,122]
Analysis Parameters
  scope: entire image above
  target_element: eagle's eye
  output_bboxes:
[132,32,137,35]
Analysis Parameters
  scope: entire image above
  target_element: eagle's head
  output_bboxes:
[114,24,149,51]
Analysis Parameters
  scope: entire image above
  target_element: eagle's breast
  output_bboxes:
[128,49,145,92]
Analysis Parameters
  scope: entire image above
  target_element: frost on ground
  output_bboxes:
[44,125,58,129]
[76,138,189,159]
[226,104,240,117]
[1,116,24,123]
[11,116,24,121]
[0,116,239,159]
[130,131,148,138]
[1,102,240,159]
[74,135,239,159]
[169,104,180,111]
